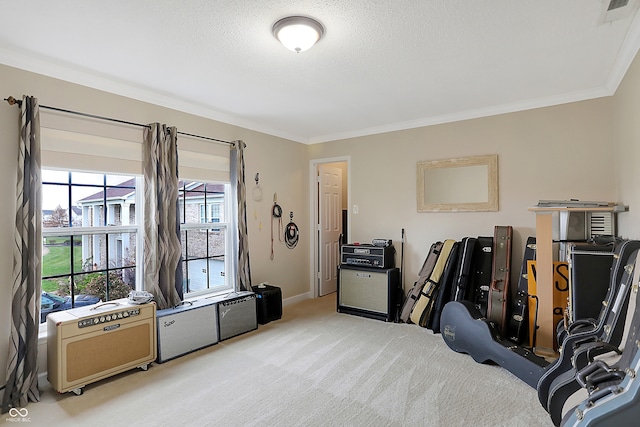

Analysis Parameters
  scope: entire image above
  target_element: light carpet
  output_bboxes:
[19,294,553,426]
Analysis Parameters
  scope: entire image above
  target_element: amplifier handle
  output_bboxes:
[173,301,193,309]
[90,301,121,311]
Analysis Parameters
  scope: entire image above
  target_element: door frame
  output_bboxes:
[309,156,351,298]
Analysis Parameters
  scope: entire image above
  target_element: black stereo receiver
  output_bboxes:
[341,244,395,268]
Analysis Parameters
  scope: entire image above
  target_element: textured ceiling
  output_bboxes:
[1,0,640,144]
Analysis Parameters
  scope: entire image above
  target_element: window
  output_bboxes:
[41,169,142,323]
[179,181,231,295]
[199,202,222,223]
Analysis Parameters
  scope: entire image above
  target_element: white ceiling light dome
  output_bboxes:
[272,16,325,53]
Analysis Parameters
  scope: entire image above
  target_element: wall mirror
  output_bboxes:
[416,154,498,212]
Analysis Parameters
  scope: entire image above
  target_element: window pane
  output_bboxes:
[42,186,70,227]
[184,260,207,293]
[71,171,104,185]
[108,231,137,268]
[208,228,225,258]
[42,169,69,184]
[75,270,132,302]
[43,235,74,277]
[106,174,135,186]
[183,229,208,260]
[207,259,225,289]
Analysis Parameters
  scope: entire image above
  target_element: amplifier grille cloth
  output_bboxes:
[66,324,151,383]
[340,270,388,313]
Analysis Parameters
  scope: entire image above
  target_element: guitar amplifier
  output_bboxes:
[47,298,156,394]
[252,284,283,325]
[338,265,400,322]
[206,291,258,340]
[156,299,219,363]
[341,244,395,268]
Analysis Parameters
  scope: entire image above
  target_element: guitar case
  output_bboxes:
[544,246,640,425]
[440,300,549,388]
[399,241,443,323]
[440,240,640,397]
[559,328,640,426]
[560,348,640,427]
[507,236,536,344]
[538,240,640,413]
[450,237,478,302]
[567,242,616,324]
[487,225,513,336]
[427,241,460,333]
[472,236,494,317]
[559,253,640,426]
[410,239,456,327]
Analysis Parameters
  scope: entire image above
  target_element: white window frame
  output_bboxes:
[181,183,233,298]
[39,172,144,334]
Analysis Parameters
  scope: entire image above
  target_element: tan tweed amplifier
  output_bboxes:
[47,298,156,395]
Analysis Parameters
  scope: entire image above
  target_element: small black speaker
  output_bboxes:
[252,284,282,325]
[338,265,400,322]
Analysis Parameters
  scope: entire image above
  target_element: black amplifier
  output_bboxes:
[341,244,395,268]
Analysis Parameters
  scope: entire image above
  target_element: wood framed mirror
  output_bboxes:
[416,154,498,212]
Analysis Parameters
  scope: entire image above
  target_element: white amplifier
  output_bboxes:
[47,298,156,395]
[156,299,219,363]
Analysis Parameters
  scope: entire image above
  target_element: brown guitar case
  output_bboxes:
[487,225,513,335]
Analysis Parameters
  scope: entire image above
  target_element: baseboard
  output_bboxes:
[283,292,310,306]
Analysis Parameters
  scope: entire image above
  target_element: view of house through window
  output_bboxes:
[41,170,140,323]
[179,181,230,295]
[41,169,232,323]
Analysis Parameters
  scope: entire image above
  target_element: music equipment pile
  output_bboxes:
[48,290,260,396]
[389,217,640,426]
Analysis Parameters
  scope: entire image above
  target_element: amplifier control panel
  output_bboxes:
[341,244,394,268]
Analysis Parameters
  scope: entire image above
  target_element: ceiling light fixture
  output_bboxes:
[272,16,324,53]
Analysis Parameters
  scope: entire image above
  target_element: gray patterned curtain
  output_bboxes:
[143,123,183,309]
[2,96,41,413]
[230,140,252,291]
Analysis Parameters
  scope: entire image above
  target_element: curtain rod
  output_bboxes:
[3,96,233,145]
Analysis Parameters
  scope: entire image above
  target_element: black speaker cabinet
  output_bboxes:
[338,265,400,322]
[252,284,282,325]
[569,243,615,323]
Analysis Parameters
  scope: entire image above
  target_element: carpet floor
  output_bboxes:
[22,294,553,426]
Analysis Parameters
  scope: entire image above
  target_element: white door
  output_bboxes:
[318,164,342,296]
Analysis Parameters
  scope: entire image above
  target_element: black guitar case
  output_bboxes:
[507,236,536,345]
[472,236,493,317]
[542,245,640,424]
[440,300,549,388]
[538,240,640,414]
[568,242,616,323]
[559,283,640,427]
[451,237,478,302]
[427,241,460,333]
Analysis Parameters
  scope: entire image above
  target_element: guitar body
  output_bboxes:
[441,300,549,388]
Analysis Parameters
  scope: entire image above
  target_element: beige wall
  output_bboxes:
[613,50,640,238]
[0,64,309,387]
[308,97,617,290]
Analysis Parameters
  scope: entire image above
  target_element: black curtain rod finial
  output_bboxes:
[4,96,22,108]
